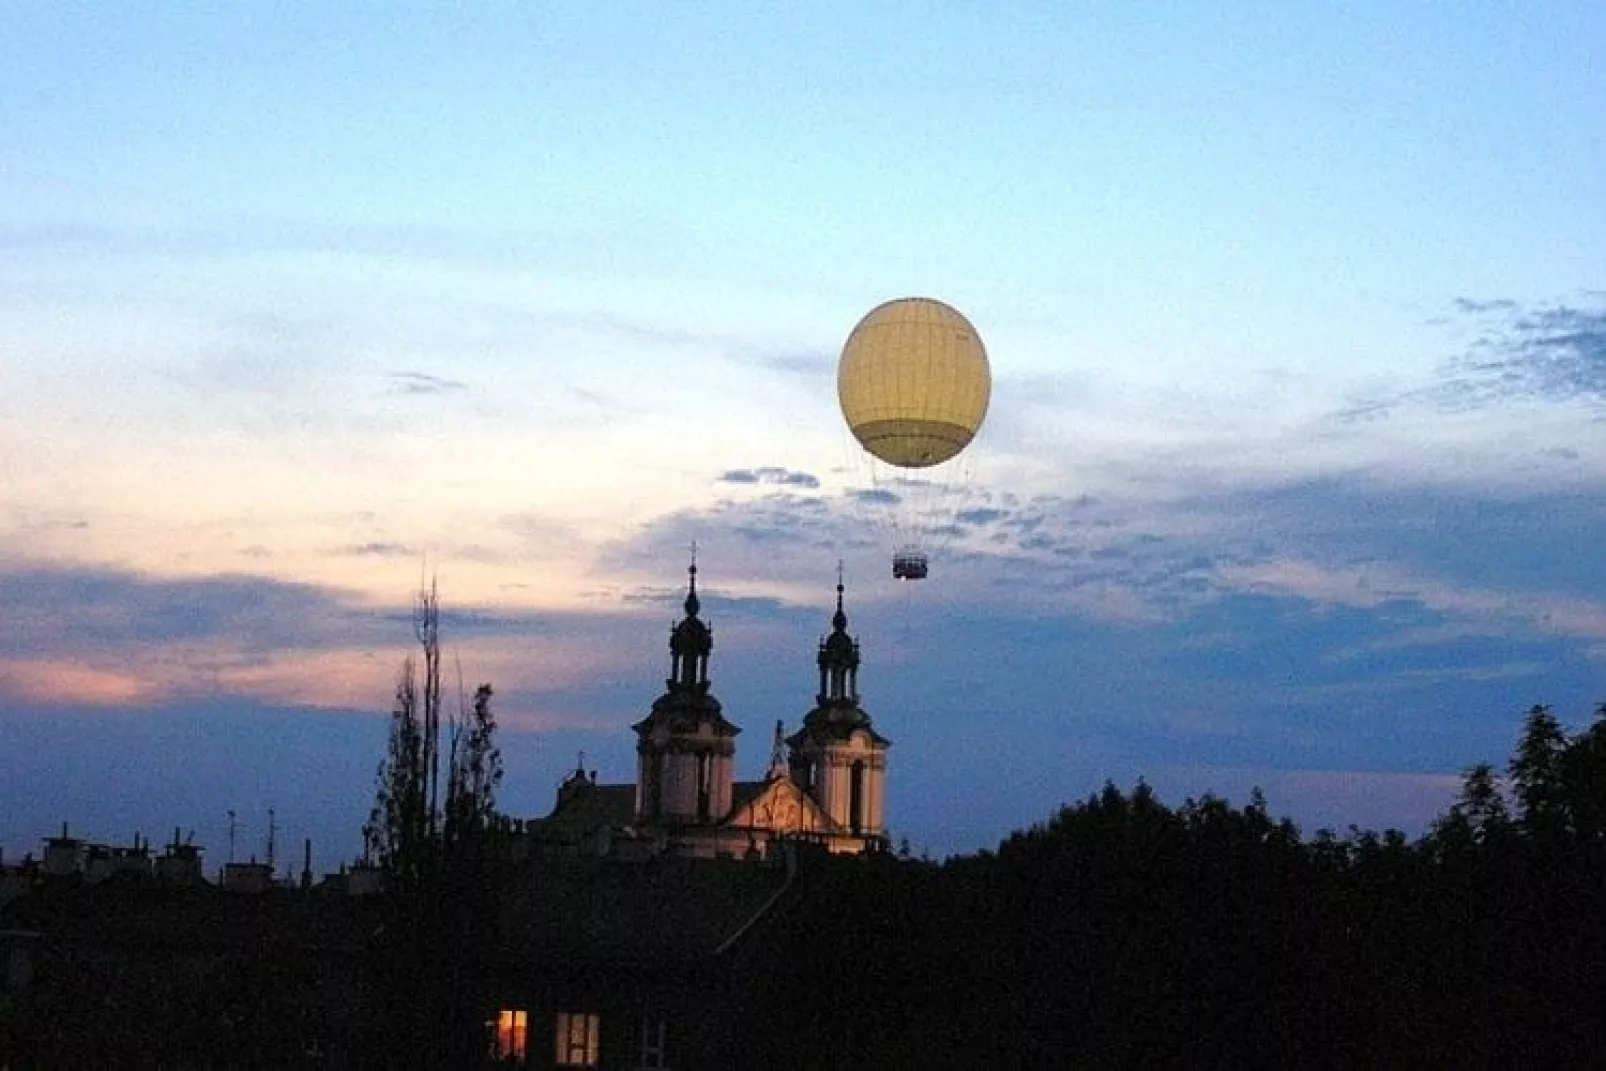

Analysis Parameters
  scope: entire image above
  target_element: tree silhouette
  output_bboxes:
[1429,760,1511,857]
[359,578,506,1065]
[1560,702,1606,843]
[1509,702,1570,838]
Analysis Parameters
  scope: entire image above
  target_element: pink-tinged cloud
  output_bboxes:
[212,649,401,711]
[208,634,649,716]
[494,703,627,735]
[0,659,153,706]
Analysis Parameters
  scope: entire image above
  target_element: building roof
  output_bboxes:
[531,773,637,839]
[790,702,892,747]
[729,779,768,813]
[498,854,794,967]
[0,881,376,955]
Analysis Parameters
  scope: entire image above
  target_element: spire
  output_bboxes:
[832,559,847,632]
[668,547,712,690]
[767,719,789,779]
[684,540,700,617]
[817,569,860,703]
[634,552,740,826]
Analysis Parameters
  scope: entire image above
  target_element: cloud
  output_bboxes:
[1452,297,1518,314]
[1437,302,1606,408]
[0,660,153,706]
[18,516,91,532]
[717,466,821,489]
[343,541,413,557]
[0,562,673,712]
[746,350,834,378]
[1350,297,1606,420]
[596,494,854,586]
[388,370,468,395]
[599,437,1606,699]
[0,565,376,656]
[1216,556,1606,649]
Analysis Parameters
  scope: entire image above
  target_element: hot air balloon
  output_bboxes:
[837,297,991,580]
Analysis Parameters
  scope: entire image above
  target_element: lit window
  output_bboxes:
[493,1008,528,1063]
[555,1011,600,1067]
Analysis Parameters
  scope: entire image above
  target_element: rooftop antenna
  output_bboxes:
[227,809,237,864]
[266,807,277,871]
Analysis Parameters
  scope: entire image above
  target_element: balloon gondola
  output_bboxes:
[891,547,929,582]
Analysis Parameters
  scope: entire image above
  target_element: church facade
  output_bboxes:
[526,561,891,860]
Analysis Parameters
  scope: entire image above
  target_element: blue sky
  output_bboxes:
[2,4,1602,869]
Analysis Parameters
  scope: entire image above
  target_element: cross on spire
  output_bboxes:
[683,541,701,617]
[833,562,847,631]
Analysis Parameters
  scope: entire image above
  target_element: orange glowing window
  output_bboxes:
[555,1011,600,1067]
[493,1008,528,1063]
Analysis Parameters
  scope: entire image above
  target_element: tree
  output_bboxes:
[360,578,505,1065]
[1456,761,1510,839]
[362,579,503,886]
[443,683,503,856]
[1508,703,1569,838]
[1559,702,1606,844]
[363,655,427,887]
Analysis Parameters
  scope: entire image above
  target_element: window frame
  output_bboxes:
[555,1010,601,1067]
[491,1007,528,1064]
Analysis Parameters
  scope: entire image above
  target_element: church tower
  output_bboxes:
[633,558,739,827]
[788,575,890,845]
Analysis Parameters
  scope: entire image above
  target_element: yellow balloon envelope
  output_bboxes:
[837,297,991,469]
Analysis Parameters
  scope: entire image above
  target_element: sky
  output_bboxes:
[2,4,1603,871]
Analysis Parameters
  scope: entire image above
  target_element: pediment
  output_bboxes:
[724,775,836,835]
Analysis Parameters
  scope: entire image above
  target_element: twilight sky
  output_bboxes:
[3,5,1602,871]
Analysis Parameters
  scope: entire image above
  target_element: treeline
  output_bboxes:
[743,702,1606,1067]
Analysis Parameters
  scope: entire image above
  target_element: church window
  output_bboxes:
[492,1008,527,1063]
[555,1011,600,1067]
[850,761,866,835]
[644,757,662,819]
[696,752,712,821]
